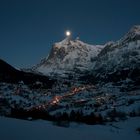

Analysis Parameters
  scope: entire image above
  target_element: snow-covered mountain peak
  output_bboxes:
[119,25,140,44]
[34,38,104,76]
[54,37,70,48]
[129,25,140,35]
[54,37,103,51]
[124,25,140,40]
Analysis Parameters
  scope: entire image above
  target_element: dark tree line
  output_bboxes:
[10,108,104,125]
[9,107,140,126]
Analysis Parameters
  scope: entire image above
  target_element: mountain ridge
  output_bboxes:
[0,59,55,88]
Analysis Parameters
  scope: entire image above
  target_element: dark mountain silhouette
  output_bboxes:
[0,59,56,88]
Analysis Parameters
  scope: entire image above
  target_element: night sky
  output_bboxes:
[0,0,140,68]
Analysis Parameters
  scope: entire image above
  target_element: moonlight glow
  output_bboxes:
[66,31,71,36]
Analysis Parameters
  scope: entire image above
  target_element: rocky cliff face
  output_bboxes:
[34,37,104,76]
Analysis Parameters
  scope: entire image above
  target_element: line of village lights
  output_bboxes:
[27,85,95,111]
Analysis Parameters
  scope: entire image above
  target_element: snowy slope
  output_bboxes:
[0,117,140,140]
[92,25,140,83]
[34,37,104,76]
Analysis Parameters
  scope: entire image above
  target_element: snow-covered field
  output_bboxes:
[0,117,139,140]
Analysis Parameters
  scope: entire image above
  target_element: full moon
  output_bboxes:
[66,31,71,36]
